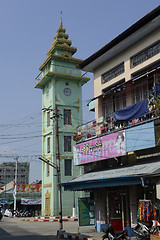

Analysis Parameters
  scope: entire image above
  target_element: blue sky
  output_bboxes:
[0,0,159,182]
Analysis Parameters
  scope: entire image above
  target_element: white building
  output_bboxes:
[62,6,160,233]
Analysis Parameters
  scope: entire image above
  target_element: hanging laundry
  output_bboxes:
[154,82,160,97]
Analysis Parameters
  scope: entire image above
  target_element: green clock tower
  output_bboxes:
[35,17,89,216]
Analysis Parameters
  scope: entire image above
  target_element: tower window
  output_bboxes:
[64,136,71,152]
[47,137,50,153]
[64,159,72,176]
[47,164,50,177]
[47,111,50,127]
[64,109,71,125]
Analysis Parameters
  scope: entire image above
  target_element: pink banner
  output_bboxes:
[74,131,126,165]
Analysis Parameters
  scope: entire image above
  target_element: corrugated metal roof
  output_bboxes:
[61,161,160,190]
[70,161,160,183]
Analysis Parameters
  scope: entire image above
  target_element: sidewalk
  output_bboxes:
[58,225,136,240]
[23,216,136,240]
[58,225,104,240]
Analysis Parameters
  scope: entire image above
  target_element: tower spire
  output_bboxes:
[60,11,63,28]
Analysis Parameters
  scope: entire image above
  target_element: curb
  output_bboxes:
[58,230,97,240]
[61,233,96,240]
[25,216,78,222]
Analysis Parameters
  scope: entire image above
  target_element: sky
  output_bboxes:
[0,0,159,183]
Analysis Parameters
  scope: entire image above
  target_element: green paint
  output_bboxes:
[35,19,89,216]
[78,198,95,226]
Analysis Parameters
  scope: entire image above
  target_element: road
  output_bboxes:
[0,217,63,239]
[0,216,102,240]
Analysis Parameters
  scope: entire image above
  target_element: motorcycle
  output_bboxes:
[134,220,160,240]
[15,209,35,217]
[102,222,130,240]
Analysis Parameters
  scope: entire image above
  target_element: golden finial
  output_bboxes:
[60,11,63,28]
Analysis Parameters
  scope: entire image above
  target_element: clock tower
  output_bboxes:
[35,17,89,216]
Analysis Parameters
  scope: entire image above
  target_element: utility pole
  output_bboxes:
[14,156,18,216]
[54,106,63,230]
[41,106,63,230]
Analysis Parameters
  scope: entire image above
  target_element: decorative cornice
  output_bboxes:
[60,155,73,159]
[43,183,52,188]
[74,106,79,112]
[74,98,79,104]
[39,53,82,71]
[55,96,61,102]
[74,81,79,87]
[55,79,60,84]
[35,71,90,89]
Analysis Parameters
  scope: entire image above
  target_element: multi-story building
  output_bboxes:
[62,6,160,233]
[35,18,89,216]
[0,162,29,184]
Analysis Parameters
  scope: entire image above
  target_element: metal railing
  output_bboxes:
[35,65,88,85]
[76,107,158,143]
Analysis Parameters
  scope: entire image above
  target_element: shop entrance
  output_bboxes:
[108,190,130,232]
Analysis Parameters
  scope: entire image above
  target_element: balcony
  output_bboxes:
[74,101,159,143]
[35,65,88,86]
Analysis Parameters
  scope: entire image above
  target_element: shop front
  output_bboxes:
[94,186,133,232]
[62,161,160,233]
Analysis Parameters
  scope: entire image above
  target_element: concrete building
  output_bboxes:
[62,6,160,233]
[0,162,29,184]
[35,17,89,216]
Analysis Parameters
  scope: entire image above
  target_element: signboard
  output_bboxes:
[126,121,155,152]
[21,198,41,205]
[16,184,42,193]
[0,180,14,194]
[74,131,126,165]
[78,198,95,227]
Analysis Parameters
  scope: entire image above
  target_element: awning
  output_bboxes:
[61,161,160,191]
[0,199,14,205]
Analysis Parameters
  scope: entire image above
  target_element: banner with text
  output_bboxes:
[21,198,41,205]
[16,184,42,193]
[74,131,126,165]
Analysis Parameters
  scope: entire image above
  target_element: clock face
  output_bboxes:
[63,88,71,96]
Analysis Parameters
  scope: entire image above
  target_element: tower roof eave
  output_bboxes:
[39,54,83,71]
[34,71,90,89]
[47,43,77,56]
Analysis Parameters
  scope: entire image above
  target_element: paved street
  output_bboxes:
[0,217,59,239]
[0,217,103,240]
[0,218,58,240]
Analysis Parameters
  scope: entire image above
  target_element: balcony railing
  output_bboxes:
[75,106,158,143]
[35,65,88,85]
